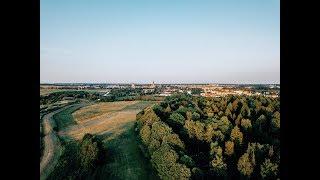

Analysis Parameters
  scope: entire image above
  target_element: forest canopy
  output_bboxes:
[136,93,280,179]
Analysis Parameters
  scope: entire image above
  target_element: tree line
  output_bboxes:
[47,134,106,180]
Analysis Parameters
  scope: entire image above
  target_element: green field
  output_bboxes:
[48,101,159,179]
[52,104,83,131]
[122,101,158,111]
[95,123,159,180]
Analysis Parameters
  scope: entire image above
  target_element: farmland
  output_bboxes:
[41,100,159,179]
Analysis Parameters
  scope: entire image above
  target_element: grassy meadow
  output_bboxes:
[50,100,159,179]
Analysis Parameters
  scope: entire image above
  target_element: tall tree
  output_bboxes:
[231,126,243,146]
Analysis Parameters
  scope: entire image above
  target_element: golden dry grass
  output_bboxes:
[62,111,138,140]
[72,101,137,122]
[60,101,155,141]
[56,101,158,179]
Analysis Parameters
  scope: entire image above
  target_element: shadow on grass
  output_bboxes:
[94,122,159,180]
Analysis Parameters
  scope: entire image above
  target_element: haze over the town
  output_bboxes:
[40,0,279,84]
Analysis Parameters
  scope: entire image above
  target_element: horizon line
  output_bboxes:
[40,82,280,85]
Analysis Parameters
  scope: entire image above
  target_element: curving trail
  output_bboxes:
[40,104,85,180]
[40,101,158,179]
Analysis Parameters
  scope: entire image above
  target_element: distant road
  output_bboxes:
[40,103,86,180]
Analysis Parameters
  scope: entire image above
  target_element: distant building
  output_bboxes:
[159,92,171,96]
[150,81,156,89]
[62,97,74,100]
[131,83,135,89]
[143,89,154,94]
[103,91,111,96]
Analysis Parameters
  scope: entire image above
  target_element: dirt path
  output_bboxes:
[40,103,87,180]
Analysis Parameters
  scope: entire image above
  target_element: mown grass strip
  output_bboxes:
[53,105,83,131]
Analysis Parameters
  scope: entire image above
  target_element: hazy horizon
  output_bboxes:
[41,0,280,84]
[40,82,280,85]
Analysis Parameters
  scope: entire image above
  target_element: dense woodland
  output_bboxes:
[136,93,280,179]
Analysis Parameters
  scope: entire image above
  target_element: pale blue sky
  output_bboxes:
[41,0,280,84]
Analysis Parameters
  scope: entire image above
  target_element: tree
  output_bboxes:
[231,126,243,146]
[254,99,262,113]
[162,134,185,150]
[240,103,251,118]
[136,107,160,130]
[241,119,252,131]
[272,111,280,119]
[210,142,227,176]
[224,141,234,156]
[235,114,242,126]
[153,104,164,117]
[186,111,192,121]
[164,105,172,113]
[151,144,178,176]
[210,141,222,156]
[169,163,192,180]
[180,154,195,167]
[227,102,233,112]
[210,154,227,176]
[192,112,200,121]
[232,99,239,111]
[184,120,205,141]
[271,118,280,132]
[260,158,278,179]
[237,153,255,177]
[148,138,161,154]
[271,112,280,132]
[79,134,104,171]
[204,122,218,142]
[218,116,231,134]
[151,144,191,180]
[213,130,225,142]
[140,125,151,145]
[176,107,189,117]
[255,114,267,133]
[191,167,204,179]
[169,112,186,126]
[151,122,172,141]
[211,104,219,113]
[225,108,232,118]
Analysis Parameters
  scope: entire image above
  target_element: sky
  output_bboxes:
[41,0,280,84]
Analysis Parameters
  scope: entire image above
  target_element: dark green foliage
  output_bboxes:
[180,154,196,167]
[40,91,96,105]
[151,144,191,180]
[52,105,82,131]
[79,134,106,171]
[137,94,280,179]
[217,116,232,134]
[47,134,106,180]
[191,88,203,95]
[169,112,186,127]
[192,112,201,121]
[260,158,278,179]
